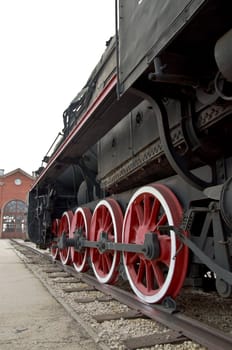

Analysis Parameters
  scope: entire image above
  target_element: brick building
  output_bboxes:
[0,168,35,239]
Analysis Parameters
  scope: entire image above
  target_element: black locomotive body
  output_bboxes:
[28,0,232,304]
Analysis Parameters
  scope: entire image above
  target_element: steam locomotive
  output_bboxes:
[28,0,232,304]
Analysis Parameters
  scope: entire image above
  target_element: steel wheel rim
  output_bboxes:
[122,184,188,303]
[90,199,123,284]
[70,207,91,272]
[59,210,73,265]
[51,219,60,260]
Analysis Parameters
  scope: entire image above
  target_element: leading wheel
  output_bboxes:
[122,184,189,304]
[70,207,91,272]
[59,211,73,265]
[90,199,123,284]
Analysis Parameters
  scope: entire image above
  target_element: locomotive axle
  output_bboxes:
[56,230,160,260]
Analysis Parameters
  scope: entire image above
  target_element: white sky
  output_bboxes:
[0,1,115,175]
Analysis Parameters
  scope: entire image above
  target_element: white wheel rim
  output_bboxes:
[51,219,59,260]
[90,200,118,284]
[71,207,89,272]
[60,211,72,265]
[122,186,176,303]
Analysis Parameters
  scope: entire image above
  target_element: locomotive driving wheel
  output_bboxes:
[122,183,189,304]
[59,211,73,265]
[90,199,123,284]
[51,219,60,260]
[70,207,91,272]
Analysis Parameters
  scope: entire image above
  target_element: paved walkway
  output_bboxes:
[0,239,97,350]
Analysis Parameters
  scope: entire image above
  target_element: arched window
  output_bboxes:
[2,200,27,234]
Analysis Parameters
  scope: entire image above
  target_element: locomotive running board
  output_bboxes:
[33,75,143,188]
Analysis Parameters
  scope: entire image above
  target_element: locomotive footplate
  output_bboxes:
[56,230,160,260]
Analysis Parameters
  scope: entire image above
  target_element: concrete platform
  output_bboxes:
[0,239,97,350]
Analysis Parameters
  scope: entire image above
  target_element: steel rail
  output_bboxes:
[62,263,232,350]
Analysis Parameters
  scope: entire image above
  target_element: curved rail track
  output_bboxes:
[10,239,232,350]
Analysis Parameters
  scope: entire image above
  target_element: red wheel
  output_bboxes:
[70,207,91,272]
[122,184,189,304]
[59,211,73,265]
[51,219,60,260]
[90,199,123,284]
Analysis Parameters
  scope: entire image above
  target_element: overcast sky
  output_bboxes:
[0,1,115,175]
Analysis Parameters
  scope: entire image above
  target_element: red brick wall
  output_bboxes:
[0,170,35,239]
[1,231,27,239]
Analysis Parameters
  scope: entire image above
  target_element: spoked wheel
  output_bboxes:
[70,207,91,272]
[122,183,189,304]
[51,218,60,260]
[90,199,123,284]
[59,211,73,265]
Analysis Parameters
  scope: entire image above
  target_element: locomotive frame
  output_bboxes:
[28,0,232,304]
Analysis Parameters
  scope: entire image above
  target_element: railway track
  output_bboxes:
[11,239,232,350]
